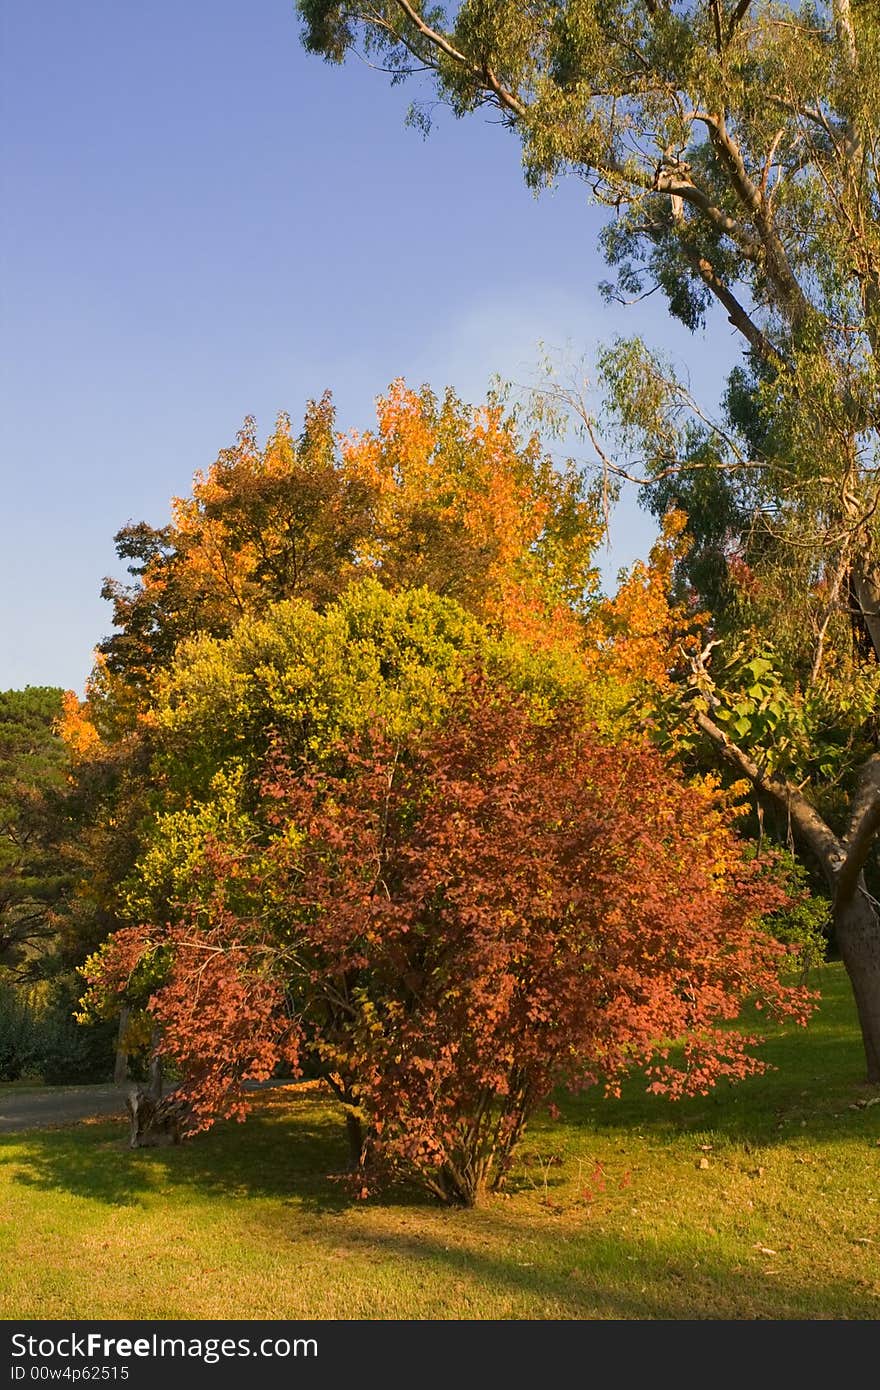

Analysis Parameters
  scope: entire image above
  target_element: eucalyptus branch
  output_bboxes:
[696,111,812,325]
[678,242,784,364]
[389,0,529,118]
[726,0,754,45]
[692,707,844,873]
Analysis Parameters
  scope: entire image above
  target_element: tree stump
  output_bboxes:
[125,1086,190,1148]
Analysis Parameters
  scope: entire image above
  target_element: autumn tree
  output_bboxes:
[100,381,603,692]
[296,1,880,1081]
[76,579,592,1132]
[58,377,604,1019]
[81,674,810,1204]
[100,395,373,690]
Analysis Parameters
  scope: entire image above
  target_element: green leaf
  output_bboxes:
[746,658,773,679]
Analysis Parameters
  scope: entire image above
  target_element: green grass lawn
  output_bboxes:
[1,961,878,1320]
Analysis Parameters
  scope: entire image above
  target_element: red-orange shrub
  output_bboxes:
[86,682,812,1204]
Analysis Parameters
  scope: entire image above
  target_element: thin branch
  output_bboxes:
[809,549,850,682]
[391,0,528,118]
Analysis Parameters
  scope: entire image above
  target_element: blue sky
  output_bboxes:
[1,0,737,693]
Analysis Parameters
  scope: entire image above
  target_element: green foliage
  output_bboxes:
[0,977,115,1084]
[154,576,585,781]
[123,579,592,928]
[678,640,880,819]
[0,687,71,978]
[753,849,830,975]
[294,0,880,814]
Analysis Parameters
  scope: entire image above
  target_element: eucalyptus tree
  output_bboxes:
[296,1,880,1078]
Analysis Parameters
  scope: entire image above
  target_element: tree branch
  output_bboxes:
[833,0,858,73]
[679,242,783,363]
[710,0,724,55]
[845,753,880,844]
[726,1,754,45]
[696,112,811,325]
[391,0,528,118]
[837,793,880,908]
[693,709,843,874]
[649,166,763,257]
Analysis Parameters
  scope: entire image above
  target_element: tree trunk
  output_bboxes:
[850,560,880,661]
[113,1005,130,1086]
[344,1111,366,1170]
[834,889,880,1083]
[147,1052,163,1101]
[125,1023,185,1147]
[126,1088,189,1148]
[692,707,880,1083]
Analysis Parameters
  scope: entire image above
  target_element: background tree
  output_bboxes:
[101,381,603,692]
[0,688,117,1083]
[0,688,69,978]
[296,1,880,1080]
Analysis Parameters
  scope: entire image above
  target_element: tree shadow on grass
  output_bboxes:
[4,1047,876,1216]
[5,966,877,1216]
[1,1090,427,1214]
[0,1096,570,1217]
[546,1039,879,1149]
[281,1210,880,1319]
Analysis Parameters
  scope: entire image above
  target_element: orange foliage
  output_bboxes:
[341,379,603,652]
[590,509,703,692]
[101,381,605,689]
[57,690,101,761]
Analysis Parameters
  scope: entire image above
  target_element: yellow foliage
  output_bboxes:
[57,690,101,760]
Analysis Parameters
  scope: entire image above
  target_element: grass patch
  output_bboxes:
[1,961,878,1319]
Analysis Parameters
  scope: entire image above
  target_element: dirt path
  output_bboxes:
[0,1078,301,1134]
[0,1084,128,1134]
